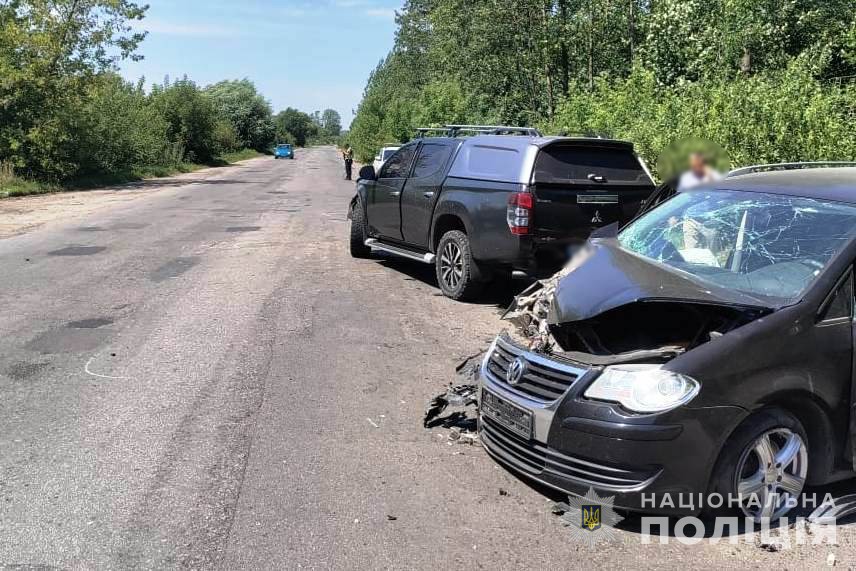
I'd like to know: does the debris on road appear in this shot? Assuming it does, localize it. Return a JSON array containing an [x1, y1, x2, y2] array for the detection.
[[755, 538, 784, 553], [447, 426, 479, 445], [423, 354, 482, 444]]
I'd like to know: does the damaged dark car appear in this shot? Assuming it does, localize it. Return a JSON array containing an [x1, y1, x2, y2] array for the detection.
[[479, 166, 856, 521]]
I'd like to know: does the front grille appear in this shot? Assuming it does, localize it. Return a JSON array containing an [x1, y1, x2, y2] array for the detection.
[[480, 415, 659, 491], [480, 415, 546, 474], [485, 336, 584, 402]]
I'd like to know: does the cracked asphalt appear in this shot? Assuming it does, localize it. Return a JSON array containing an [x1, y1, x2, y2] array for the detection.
[[0, 147, 851, 569]]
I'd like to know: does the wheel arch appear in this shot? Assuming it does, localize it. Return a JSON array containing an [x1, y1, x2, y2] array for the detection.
[[430, 202, 472, 253], [713, 394, 837, 487], [348, 187, 367, 220], [753, 393, 838, 485]]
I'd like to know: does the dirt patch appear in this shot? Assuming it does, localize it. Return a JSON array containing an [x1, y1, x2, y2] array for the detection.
[[67, 317, 114, 329], [48, 246, 107, 256], [150, 257, 200, 283]]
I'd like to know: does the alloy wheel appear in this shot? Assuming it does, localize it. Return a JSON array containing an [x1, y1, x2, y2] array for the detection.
[[735, 428, 808, 521], [439, 241, 463, 290]]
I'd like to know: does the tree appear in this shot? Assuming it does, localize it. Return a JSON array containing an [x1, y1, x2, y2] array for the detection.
[[204, 79, 276, 151], [0, 0, 148, 178], [274, 108, 317, 146], [320, 109, 342, 138], [150, 78, 222, 163]]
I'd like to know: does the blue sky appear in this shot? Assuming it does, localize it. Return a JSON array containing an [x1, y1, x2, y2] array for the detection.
[[120, 0, 401, 127]]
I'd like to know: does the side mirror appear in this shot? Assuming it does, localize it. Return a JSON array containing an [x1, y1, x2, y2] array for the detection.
[[358, 165, 376, 181]]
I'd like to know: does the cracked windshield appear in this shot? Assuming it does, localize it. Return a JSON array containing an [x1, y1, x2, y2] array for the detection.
[[1, 0, 855, 569], [620, 191, 856, 303]]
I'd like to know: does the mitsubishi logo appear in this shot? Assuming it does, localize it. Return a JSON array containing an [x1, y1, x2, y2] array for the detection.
[[506, 357, 528, 386], [591, 210, 603, 224]]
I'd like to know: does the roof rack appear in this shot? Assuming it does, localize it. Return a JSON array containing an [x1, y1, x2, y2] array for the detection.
[[727, 162, 856, 178], [414, 124, 542, 138], [414, 128, 451, 138]]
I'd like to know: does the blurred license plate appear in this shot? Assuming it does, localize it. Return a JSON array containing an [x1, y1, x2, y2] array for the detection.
[[481, 390, 532, 439]]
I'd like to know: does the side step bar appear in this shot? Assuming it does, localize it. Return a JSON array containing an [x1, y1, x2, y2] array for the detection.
[[365, 238, 435, 264]]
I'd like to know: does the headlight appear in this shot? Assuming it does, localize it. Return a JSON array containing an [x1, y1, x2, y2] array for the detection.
[[584, 365, 700, 413]]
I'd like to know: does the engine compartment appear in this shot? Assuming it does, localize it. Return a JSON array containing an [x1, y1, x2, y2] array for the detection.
[[546, 300, 768, 365]]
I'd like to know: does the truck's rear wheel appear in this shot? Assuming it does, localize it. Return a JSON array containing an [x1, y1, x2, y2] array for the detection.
[[435, 230, 485, 301], [349, 203, 372, 258]]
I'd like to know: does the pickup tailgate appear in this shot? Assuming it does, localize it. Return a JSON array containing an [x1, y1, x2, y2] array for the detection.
[[530, 142, 655, 240]]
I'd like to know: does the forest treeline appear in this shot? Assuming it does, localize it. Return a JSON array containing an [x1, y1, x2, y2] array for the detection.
[[0, 1, 342, 194], [348, 0, 856, 170]]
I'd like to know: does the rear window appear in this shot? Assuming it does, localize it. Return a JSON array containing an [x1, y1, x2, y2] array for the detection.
[[533, 145, 651, 185]]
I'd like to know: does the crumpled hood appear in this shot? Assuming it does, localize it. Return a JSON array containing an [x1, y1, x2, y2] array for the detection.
[[547, 239, 770, 324]]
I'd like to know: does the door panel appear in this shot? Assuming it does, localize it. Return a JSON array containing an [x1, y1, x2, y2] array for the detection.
[[366, 143, 418, 240], [401, 142, 455, 248]]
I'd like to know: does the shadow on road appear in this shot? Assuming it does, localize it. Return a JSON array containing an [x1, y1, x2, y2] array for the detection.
[[376, 256, 532, 310], [490, 456, 856, 538]]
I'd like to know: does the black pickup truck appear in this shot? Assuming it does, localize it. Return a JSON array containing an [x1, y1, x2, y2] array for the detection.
[[348, 126, 656, 300]]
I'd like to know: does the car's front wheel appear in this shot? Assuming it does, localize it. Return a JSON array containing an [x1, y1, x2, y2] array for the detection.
[[710, 408, 809, 522], [349, 202, 372, 258], [435, 230, 485, 301]]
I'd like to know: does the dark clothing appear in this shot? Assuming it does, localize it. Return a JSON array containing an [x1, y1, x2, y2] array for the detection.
[[343, 148, 354, 180]]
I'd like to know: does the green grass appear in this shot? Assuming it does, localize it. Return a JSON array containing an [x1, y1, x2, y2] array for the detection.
[[220, 148, 265, 163], [0, 149, 267, 199]]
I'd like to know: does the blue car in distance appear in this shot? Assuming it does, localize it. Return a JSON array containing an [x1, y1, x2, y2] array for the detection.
[[274, 144, 294, 159]]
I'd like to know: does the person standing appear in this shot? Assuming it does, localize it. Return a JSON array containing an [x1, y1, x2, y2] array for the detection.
[[342, 144, 354, 181], [678, 152, 721, 191]]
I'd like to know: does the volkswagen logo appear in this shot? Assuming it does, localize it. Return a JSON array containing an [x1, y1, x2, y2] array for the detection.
[[506, 357, 528, 386]]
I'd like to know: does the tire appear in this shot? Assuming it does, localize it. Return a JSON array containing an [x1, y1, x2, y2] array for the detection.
[[435, 230, 486, 301], [709, 408, 809, 522], [349, 202, 372, 258]]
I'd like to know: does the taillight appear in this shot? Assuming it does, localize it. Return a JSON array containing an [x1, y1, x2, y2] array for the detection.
[[507, 191, 533, 235]]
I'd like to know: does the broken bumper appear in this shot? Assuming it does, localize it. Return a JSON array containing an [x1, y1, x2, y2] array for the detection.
[[477, 335, 745, 515]]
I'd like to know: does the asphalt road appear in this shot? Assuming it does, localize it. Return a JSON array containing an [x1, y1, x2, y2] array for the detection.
[[0, 147, 849, 569]]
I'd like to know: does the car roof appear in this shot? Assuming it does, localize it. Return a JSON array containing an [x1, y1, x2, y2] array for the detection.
[[711, 168, 856, 204]]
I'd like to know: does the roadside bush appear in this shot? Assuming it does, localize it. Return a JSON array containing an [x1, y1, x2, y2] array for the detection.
[[149, 78, 222, 164], [546, 63, 856, 174], [205, 80, 276, 152], [70, 74, 170, 176]]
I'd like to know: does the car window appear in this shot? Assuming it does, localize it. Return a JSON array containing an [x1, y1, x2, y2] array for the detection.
[[820, 269, 854, 321], [619, 190, 856, 304], [380, 145, 416, 179], [382, 149, 398, 161], [412, 143, 452, 178], [533, 145, 652, 185]]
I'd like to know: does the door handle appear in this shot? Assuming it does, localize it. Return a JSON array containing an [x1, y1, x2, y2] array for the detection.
[[389, 191, 401, 197], [423, 191, 435, 198]]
